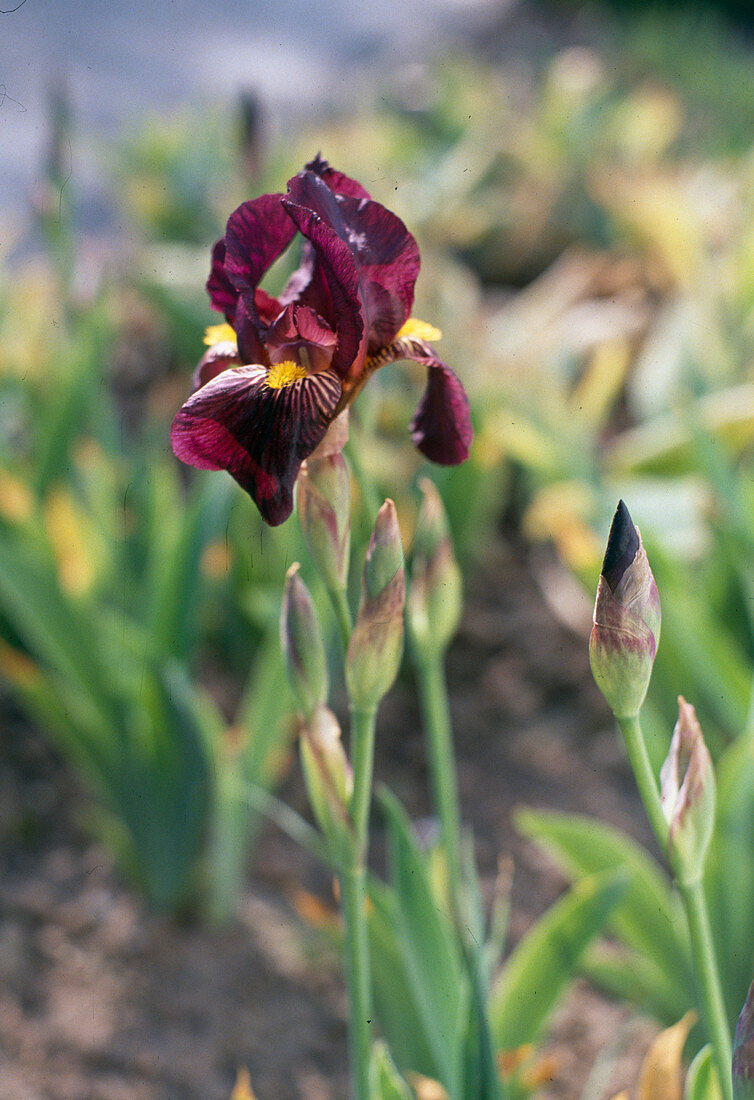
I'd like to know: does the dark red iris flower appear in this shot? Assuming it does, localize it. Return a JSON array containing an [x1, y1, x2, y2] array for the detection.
[[171, 156, 473, 525]]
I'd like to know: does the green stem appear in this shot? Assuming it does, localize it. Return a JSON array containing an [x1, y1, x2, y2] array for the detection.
[[330, 583, 353, 654], [415, 653, 464, 912], [618, 715, 733, 1100], [340, 862, 372, 1100], [350, 706, 378, 848], [617, 714, 669, 849], [339, 704, 377, 1099], [679, 880, 734, 1100]]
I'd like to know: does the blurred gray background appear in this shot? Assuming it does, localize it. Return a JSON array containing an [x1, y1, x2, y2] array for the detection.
[[0, 0, 491, 223]]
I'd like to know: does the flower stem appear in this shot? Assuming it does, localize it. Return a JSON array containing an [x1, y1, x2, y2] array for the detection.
[[340, 704, 377, 1099], [415, 653, 464, 912], [617, 714, 669, 850], [350, 706, 378, 846], [340, 861, 372, 1100], [679, 879, 733, 1100], [330, 583, 353, 654], [619, 715, 733, 1100]]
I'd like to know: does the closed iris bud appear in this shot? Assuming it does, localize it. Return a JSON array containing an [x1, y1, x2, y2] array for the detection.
[[660, 696, 716, 886], [734, 981, 754, 1099], [280, 564, 328, 718], [299, 704, 354, 852], [297, 450, 351, 596], [589, 500, 660, 719], [406, 478, 462, 662], [346, 500, 405, 711]]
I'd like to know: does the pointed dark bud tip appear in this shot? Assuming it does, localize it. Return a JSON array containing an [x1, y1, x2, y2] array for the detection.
[[602, 500, 640, 593]]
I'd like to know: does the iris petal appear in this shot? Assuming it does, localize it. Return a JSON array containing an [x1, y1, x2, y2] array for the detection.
[[305, 154, 372, 200], [207, 240, 237, 319], [409, 358, 473, 465], [285, 170, 420, 353], [171, 365, 342, 526], [281, 195, 365, 379], [223, 192, 296, 294], [192, 342, 241, 391]]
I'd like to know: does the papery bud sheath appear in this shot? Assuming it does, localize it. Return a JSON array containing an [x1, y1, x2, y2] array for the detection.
[[407, 478, 462, 661], [589, 500, 660, 718], [297, 450, 351, 596], [299, 704, 354, 852], [346, 500, 405, 711], [660, 696, 716, 886], [281, 564, 328, 718]]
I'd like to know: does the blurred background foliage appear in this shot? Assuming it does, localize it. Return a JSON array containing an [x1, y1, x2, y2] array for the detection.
[[3, 0, 754, 927]]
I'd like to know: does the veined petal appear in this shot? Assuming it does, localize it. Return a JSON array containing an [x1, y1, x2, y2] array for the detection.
[[223, 192, 296, 295], [192, 341, 242, 391], [207, 239, 237, 319], [286, 170, 420, 353], [367, 333, 473, 464], [409, 356, 473, 465], [305, 154, 372, 200], [281, 195, 365, 379], [171, 365, 341, 526]]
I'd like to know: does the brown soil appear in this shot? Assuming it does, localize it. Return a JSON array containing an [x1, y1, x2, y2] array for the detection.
[[0, 536, 661, 1100]]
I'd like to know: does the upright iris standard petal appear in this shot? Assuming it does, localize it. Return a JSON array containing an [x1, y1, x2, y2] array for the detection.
[[223, 192, 297, 296], [207, 240, 237, 319], [171, 365, 341, 526], [281, 194, 365, 379], [285, 169, 420, 355], [305, 153, 372, 200]]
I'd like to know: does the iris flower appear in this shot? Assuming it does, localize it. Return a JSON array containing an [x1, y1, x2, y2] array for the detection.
[[171, 156, 473, 525]]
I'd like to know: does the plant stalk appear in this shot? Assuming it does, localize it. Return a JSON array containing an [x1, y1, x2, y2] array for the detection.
[[340, 861, 372, 1100], [619, 715, 732, 1100], [617, 714, 669, 850], [680, 879, 734, 1100], [341, 704, 378, 1099], [415, 652, 464, 912], [330, 584, 353, 654], [350, 706, 378, 847]]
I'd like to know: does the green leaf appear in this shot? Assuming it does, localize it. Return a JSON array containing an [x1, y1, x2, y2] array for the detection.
[[379, 789, 468, 1094], [368, 878, 438, 1078], [581, 944, 693, 1025], [516, 809, 695, 1010], [369, 1041, 414, 1100], [489, 872, 625, 1050], [704, 737, 754, 1025], [684, 1044, 723, 1100]]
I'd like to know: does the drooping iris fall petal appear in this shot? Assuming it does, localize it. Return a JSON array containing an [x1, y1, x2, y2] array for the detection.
[[409, 358, 473, 465], [171, 365, 341, 525]]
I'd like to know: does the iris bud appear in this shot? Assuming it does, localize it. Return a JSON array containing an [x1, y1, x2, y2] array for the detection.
[[660, 696, 716, 886], [734, 981, 754, 1099], [589, 500, 660, 719], [406, 479, 462, 662], [280, 564, 328, 718], [346, 500, 405, 711], [299, 703, 354, 851], [297, 450, 351, 596]]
